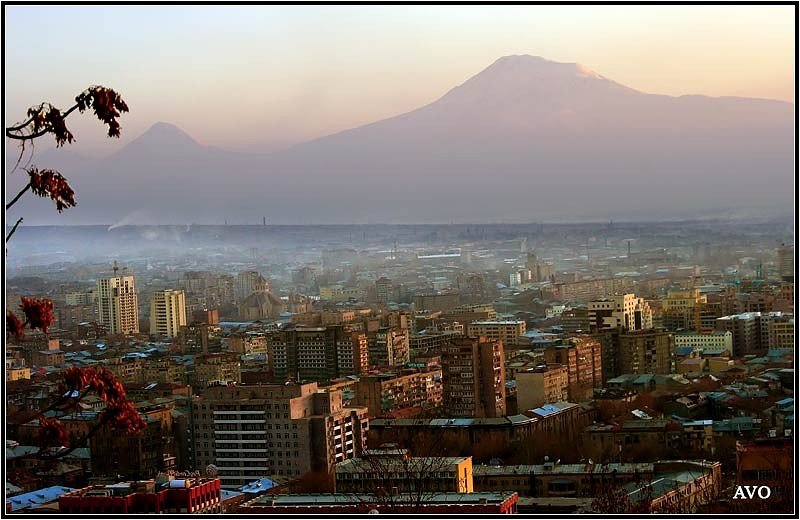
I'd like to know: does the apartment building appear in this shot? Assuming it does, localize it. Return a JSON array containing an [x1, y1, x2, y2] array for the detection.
[[353, 367, 443, 417], [466, 321, 526, 349], [588, 294, 653, 332], [191, 382, 369, 488], [269, 325, 369, 382], [515, 364, 569, 411], [97, 275, 139, 335], [150, 289, 187, 338], [542, 336, 603, 402], [441, 336, 506, 418]]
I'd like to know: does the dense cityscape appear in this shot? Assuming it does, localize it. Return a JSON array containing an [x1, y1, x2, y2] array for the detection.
[[4, 4, 795, 517], [4, 218, 794, 513]]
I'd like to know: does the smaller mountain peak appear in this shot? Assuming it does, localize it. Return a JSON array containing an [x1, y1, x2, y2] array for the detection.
[[145, 121, 195, 138], [134, 121, 200, 146]]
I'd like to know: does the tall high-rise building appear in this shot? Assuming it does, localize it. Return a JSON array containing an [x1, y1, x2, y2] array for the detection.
[[234, 271, 269, 304], [97, 275, 139, 335], [588, 294, 653, 332], [191, 382, 368, 488], [375, 277, 393, 304], [441, 336, 506, 418], [776, 243, 794, 282], [150, 289, 187, 338]]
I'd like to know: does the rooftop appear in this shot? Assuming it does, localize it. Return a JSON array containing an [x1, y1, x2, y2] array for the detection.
[[245, 492, 516, 507], [6, 486, 75, 512]]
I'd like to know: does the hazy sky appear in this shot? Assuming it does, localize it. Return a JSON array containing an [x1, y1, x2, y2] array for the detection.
[[4, 4, 795, 156]]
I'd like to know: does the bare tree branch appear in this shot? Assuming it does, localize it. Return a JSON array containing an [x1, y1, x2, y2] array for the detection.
[[6, 182, 32, 210], [6, 218, 23, 242]]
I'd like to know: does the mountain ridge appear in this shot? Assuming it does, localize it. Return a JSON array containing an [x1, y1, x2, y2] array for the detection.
[[8, 54, 793, 225]]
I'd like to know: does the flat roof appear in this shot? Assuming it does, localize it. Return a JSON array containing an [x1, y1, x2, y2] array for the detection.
[[247, 492, 516, 507]]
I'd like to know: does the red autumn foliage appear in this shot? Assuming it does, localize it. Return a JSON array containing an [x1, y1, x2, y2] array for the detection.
[[25, 103, 74, 146], [5, 85, 129, 242], [27, 167, 76, 212], [61, 366, 146, 434], [19, 297, 56, 333], [10, 85, 129, 146], [37, 416, 70, 448], [74, 86, 130, 139], [6, 311, 25, 341], [30, 367, 146, 458]]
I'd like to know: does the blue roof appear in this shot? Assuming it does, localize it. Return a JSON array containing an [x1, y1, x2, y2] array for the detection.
[[675, 347, 694, 356], [238, 478, 279, 494], [713, 417, 755, 432], [220, 489, 243, 501], [776, 397, 794, 406], [6, 486, 75, 511], [767, 348, 793, 358], [531, 404, 561, 417]]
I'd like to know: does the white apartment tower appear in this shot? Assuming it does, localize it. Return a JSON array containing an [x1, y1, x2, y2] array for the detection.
[[97, 275, 139, 335], [150, 289, 187, 338]]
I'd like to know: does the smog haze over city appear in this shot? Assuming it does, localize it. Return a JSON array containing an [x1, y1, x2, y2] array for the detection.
[[3, 4, 796, 517]]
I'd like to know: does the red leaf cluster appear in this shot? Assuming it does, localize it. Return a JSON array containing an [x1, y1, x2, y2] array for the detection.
[[26, 103, 75, 146], [27, 167, 76, 212], [75, 86, 129, 138], [19, 297, 55, 333], [62, 367, 146, 434], [37, 416, 69, 447], [6, 311, 25, 341]]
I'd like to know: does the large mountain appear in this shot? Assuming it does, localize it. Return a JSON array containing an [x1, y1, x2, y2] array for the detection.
[[9, 55, 794, 224]]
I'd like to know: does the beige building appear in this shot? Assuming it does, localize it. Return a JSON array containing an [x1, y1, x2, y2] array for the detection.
[[674, 331, 732, 351], [658, 289, 707, 331], [194, 353, 242, 387], [335, 449, 473, 494], [588, 294, 652, 332], [65, 290, 96, 306], [515, 364, 569, 411], [467, 321, 526, 348], [141, 358, 187, 385], [6, 358, 30, 381], [227, 332, 269, 355], [150, 289, 187, 338], [768, 315, 794, 349], [97, 275, 139, 335], [542, 337, 603, 402], [319, 285, 365, 303], [707, 357, 734, 374], [192, 382, 369, 488]]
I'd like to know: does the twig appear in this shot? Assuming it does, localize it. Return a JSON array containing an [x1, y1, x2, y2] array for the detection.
[[6, 218, 23, 242], [6, 182, 32, 210]]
